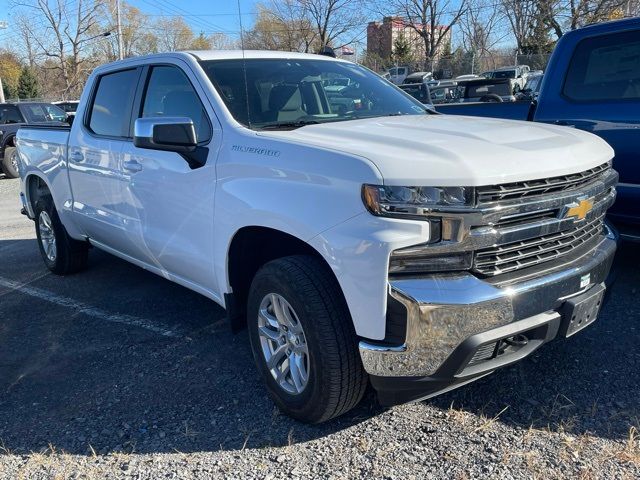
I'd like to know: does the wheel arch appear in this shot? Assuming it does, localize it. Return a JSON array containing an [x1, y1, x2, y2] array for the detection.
[[24, 173, 54, 217], [2, 133, 16, 152], [225, 225, 348, 332]]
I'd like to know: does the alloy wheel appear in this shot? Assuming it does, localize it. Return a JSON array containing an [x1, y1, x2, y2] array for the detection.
[[257, 293, 310, 395], [38, 211, 57, 262]]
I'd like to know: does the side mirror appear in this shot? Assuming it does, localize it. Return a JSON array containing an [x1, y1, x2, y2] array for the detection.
[[134, 117, 197, 153], [66, 114, 74, 126]]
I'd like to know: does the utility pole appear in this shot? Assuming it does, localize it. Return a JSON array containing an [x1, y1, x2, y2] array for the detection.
[[0, 20, 7, 102], [116, 0, 124, 60]]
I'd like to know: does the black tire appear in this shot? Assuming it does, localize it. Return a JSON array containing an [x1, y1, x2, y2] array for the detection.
[[34, 195, 89, 275], [247, 255, 368, 423], [2, 146, 19, 179], [479, 94, 503, 103]]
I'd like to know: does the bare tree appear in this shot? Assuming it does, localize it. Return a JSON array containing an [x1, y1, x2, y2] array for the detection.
[[537, 0, 626, 39], [271, 0, 318, 52], [459, 0, 506, 55], [500, 0, 538, 53], [245, 2, 318, 52], [626, 0, 640, 15], [14, 14, 38, 68], [92, 0, 158, 60], [387, 0, 467, 70], [11, 0, 106, 98], [299, 0, 366, 50], [154, 17, 196, 52]]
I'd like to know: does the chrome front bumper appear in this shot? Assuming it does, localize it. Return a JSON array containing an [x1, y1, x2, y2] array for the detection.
[[359, 229, 617, 378]]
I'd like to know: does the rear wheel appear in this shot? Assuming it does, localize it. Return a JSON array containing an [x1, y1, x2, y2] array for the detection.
[[247, 255, 368, 423], [2, 146, 19, 178], [34, 195, 88, 274]]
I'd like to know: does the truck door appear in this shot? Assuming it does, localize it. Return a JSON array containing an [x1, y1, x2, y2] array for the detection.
[[118, 63, 218, 294], [535, 28, 640, 228], [67, 67, 142, 252]]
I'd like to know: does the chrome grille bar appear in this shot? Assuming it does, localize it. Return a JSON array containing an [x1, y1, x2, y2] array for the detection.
[[477, 162, 610, 204], [473, 213, 605, 276]]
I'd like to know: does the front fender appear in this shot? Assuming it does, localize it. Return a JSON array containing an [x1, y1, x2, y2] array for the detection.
[[212, 133, 384, 313]]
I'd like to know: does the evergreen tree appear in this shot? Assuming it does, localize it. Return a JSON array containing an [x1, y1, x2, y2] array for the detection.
[[392, 34, 413, 66], [17, 67, 40, 100]]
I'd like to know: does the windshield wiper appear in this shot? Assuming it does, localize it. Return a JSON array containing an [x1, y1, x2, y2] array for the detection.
[[259, 120, 320, 130]]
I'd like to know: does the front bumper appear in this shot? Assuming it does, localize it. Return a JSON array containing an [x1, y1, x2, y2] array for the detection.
[[360, 227, 617, 405]]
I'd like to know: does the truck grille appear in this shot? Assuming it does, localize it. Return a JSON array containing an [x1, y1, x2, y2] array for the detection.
[[473, 213, 605, 276], [476, 162, 610, 204]]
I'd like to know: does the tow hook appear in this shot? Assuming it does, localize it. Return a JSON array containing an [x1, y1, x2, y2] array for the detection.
[[504, 334, 529, 347], [496, 334, 529, 356]]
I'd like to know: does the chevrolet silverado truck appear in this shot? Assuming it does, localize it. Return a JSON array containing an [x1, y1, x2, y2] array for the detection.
[[16, 51, 618, 423], [438, 17, 639, 239]]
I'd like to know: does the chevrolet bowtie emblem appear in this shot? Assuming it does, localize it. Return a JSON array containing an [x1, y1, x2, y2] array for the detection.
[[564, 197, 594, 221]]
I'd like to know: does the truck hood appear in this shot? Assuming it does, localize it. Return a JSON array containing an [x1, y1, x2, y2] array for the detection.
[[258, 115, 614, 186]]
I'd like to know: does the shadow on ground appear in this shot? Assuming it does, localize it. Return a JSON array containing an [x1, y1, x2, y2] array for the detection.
[[0, 239, 377, 456], [0, 239, 637, 456]]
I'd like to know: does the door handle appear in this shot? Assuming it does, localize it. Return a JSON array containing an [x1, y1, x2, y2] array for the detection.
[[69, 150, 84, 162], [123, 160, 142, 172]]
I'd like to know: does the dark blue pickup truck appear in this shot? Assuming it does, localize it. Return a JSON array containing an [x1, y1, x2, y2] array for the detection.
[[438, 18, 640, 239]]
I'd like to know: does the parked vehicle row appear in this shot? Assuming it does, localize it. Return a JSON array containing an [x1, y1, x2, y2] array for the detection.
[[16, 48, 618, 423]]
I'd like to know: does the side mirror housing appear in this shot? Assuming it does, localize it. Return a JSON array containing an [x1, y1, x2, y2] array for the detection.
[[134, 117, 197, 153]]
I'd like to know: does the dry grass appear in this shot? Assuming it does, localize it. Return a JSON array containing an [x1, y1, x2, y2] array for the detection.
[[614, 426, 640, 465], [473, 405, 509, 433]]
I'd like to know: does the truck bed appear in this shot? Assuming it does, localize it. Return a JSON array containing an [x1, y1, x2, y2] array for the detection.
[[17, 125, 72, 221], [436, 101, 534, 121]]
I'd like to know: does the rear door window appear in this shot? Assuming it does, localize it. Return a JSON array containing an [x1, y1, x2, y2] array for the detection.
[[88, 68, 139, 137], [563, 29, 640, 101]]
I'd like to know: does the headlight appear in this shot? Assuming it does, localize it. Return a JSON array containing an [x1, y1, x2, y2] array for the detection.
[[362, 185, 474, 217]]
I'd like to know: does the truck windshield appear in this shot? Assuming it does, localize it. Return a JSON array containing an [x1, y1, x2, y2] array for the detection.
[[199, 58, 428, 129], [493, 70, 516, 79]]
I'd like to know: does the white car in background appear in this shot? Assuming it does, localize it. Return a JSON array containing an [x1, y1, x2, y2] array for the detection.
[[53, 100, 80, 117]]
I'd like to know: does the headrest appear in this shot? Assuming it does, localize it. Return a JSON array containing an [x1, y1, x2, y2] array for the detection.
[[269, 85, 301, 111]]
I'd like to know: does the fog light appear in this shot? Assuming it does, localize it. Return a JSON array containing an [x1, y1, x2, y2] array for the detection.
[[389, 250, 472, 274]]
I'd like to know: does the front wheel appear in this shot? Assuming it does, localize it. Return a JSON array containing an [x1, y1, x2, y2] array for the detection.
[[247, 255, 368, 423]]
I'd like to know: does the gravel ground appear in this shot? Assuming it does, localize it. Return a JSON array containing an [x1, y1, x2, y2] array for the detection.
[[0, 175, 638, 479]]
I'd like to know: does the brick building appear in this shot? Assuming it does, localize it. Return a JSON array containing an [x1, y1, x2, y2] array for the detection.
[[367, 16, 451, 65]]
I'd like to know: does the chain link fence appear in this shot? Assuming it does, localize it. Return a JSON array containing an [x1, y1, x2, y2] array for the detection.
[[432, 53, 552, 79], [365, 53, 552, 80]]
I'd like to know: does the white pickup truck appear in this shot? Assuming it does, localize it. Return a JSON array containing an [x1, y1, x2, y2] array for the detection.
[[16, 51, 618, 423]]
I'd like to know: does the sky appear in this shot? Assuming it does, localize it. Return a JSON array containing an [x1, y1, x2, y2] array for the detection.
[[0, 0, 469, 53], [0, 0, 261, 50]]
